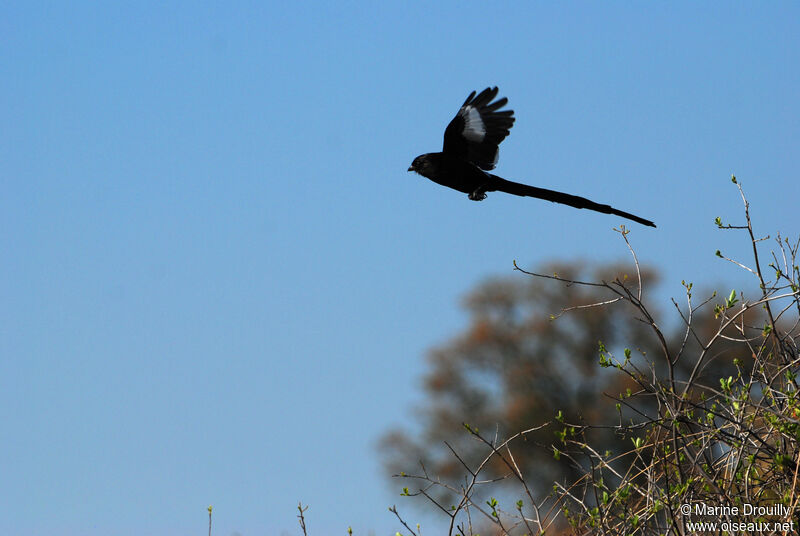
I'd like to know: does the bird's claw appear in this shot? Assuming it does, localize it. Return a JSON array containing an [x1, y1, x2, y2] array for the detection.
[[469, 189, 487, 201]]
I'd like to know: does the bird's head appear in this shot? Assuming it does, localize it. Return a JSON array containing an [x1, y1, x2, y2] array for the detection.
[[407, 154, 435, 178]]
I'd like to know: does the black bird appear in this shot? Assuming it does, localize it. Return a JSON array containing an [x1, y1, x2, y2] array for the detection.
[[408, 87, 656, 228]]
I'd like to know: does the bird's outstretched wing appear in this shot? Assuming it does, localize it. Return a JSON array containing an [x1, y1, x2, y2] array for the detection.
[[442, 87, 515, 170]]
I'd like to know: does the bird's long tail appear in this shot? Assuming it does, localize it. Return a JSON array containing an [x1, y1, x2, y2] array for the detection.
[[488, 176, 656, 228]]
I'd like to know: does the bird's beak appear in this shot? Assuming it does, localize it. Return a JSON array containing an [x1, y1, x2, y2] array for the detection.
[[407, 166, 414, 172]]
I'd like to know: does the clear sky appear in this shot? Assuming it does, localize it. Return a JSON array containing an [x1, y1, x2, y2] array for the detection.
[[2, 2, 798, 535]]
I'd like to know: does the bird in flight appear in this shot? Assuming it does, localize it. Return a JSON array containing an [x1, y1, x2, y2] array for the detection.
[[407, 87, 656, 227]]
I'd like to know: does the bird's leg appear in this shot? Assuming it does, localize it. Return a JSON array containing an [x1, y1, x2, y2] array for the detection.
[[469, 185, 488, 201]]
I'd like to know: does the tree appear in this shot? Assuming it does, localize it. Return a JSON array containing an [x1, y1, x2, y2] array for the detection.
[[383, 179, 798, 535], [381, 262, 666, 495]]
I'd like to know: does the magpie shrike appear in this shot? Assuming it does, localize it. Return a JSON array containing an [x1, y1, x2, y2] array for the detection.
[[408, 87, 656, 227]]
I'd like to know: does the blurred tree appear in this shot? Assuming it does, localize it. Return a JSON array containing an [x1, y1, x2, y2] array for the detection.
[[378, 182, 795, 536], [379, 261, 739, 506]]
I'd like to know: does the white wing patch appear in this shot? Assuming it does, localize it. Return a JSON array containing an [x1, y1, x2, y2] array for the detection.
[[461, 106, 486, 142]]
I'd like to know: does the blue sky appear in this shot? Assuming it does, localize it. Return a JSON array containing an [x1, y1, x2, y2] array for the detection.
[[1, 2, 798, 535]]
